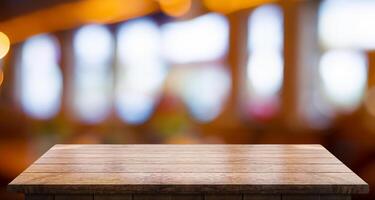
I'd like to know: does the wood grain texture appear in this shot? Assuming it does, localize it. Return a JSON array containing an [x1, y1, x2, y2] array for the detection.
[[320, 195, 351, 200], [8, 144, 369, 195], [204, 194, 242, 200], [282, 195, 350, 200], [170, 195, 202, 200], [133, 195, 202, 200], [133, 195, 171, 200], [244, 195, 281, 200], [34, 157, 342, 164], [25, 195, 53, 200], [25, 164, 352, 173], [94, 195, 132, 200], [55, 195, 93, 200], [282, 195, 319, 200]]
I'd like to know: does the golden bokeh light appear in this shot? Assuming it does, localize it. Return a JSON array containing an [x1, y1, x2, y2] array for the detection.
[[0, 0, 280, 44], [0, 69, 4, 87], [204, 0, 276, 14], [0, 0, 158, 44], [0, 32, 10, 59], [159, 0, 191, 17]]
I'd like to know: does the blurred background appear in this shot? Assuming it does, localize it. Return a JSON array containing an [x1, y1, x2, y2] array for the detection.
[[0, 0, 375, 199]]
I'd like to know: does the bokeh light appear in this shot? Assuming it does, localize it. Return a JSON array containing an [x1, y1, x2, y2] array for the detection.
[[247, 4, 283, 102], [319, 0, 375, 49], [0, 32, 10, 59], [74, 24, 113, 64], [319, 50, 367, 111], [248, 4, 283, 51], [20, 34, 62, 119], [161, 13, 229, 63], [159, 0, 191, 17], [247, 51, 283, 98], [181, 66, 230, 122], [116, 18, 167, 124], [73, 24, 114, 123]]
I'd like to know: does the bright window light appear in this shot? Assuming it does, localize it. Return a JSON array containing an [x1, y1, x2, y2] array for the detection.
[[181, 66, 230, 122], [247, 51, 283, 98], [74, 24, 113, 64], [248, 4, 283, 51], [247, 4, 284, 100], [116, 19, 167, 124], [319, 0, 375, 49], [118, 19, 161, 64], [20, 34, 62, 119], [161, 13, 229, 63], [319, 50, 367, 110], [73, 25, 113, 123]]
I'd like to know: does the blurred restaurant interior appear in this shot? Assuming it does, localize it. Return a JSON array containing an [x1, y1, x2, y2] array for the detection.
[[0, 0, 375, 199]]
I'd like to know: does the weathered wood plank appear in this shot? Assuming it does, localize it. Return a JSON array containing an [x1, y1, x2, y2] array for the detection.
[[244, 195, 281, 200], [48, 150, 330, 156], [55, 195, 93, 200], [8, 173, 368, 195], [51, 144, 325, 150], [205, 194, 242, 200], [11, 172, 366, 186], [25, 194, 53, 200], [42, 153, 334, 158], [8, 145, 369, 196], [25, 163, 351, 173], [35, 157, 342, 164]]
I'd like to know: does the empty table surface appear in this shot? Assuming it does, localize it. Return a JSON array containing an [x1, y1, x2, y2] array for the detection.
[[8, 144, 369, 199]]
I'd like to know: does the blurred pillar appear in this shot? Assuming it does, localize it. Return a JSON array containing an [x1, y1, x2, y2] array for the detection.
[[56, 31, 74, 121], [367, 51, 375, 88], [363, 51, 375, 132], [281, 0, 320, 130], [223, 10, 248, 125], [280, 0, 299, 129], [0, 45, 17, 107]]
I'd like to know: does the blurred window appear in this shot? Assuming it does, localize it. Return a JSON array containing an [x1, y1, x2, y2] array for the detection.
[[318, 0, 370, 115], [180, 66, 230, 122], [73, 25, 114, 123], [20, 34, 62, 119], [246, 4, 283, 119], [319, 50, 367, 112], [319, 0, 375, 49], [161, 13, 230, 122], [162, 13, 229, 63], [116, 18, 167, 124]]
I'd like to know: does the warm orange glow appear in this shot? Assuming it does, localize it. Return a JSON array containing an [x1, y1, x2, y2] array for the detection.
[[0, 70, 3, 87], [204, 0, 277, 14], [159, 0, 191, 17], [0, 0, 159, 44], [0, 32, 10, 59], [0, 0, 280, 43], [365, 87, 375, 116], [77, 0, 158, 24]]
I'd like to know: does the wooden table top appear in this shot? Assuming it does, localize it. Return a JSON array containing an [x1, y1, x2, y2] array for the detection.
[[8, 144, 368, 195]]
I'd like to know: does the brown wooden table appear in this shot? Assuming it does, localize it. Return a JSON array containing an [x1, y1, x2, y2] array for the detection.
[[8, 144, 368, 200]]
